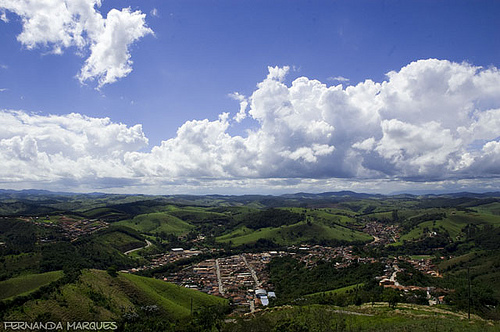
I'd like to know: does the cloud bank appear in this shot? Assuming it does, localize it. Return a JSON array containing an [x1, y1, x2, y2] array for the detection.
[[0, 0, 153, 88], [1, 59, 499, 193]]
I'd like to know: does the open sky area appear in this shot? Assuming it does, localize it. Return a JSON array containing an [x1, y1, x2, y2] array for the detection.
[[0, 0, 499, 195]]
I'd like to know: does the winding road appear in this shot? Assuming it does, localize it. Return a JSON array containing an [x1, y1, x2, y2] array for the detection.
[[124, 239, 152, 255]]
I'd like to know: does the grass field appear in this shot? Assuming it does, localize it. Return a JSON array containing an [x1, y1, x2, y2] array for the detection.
[[305, 283, 365, 297], [115, 212, 194, 236], [0, 270, 64, 300]]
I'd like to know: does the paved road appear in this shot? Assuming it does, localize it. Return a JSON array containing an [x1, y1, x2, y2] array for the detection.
[[124, 239, 152, 255], [390, 270, 400, 286], [215, 258, 225, 295], [240, 254, 261, 287]]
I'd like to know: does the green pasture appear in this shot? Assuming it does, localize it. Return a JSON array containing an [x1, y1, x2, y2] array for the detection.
[[0, 270, 64, 300], [115, 212, 194, 236], [305, 283, 365, 297]]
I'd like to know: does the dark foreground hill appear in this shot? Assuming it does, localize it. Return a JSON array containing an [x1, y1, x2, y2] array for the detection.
[[0, 269, 228, 331]]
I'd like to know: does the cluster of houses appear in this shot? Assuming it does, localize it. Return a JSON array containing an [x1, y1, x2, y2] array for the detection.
[[122, 248, 203, 273], [363, 221, 401, 245], [291, 245, 356, 268], [167, 258, 222, 295], [163, 251, 279, 312], [377, 257, 446, 305], [24, 215, 109, 242], [57, 217, 109, 240]]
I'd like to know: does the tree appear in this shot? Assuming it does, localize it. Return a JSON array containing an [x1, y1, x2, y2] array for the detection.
[[107, 265, 118, 277], [383, 288, 400, 309]]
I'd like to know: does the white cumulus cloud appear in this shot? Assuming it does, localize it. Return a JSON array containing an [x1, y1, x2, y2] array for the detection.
[[1, 59, 499, 193], [132, 59, 500, 182], [0, 0, 153, 88], [0, 110, 148, 184]]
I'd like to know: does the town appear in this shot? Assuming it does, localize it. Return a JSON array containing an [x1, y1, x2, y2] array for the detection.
[[17, 214, 446, 312], [123, 242, 443, 312]]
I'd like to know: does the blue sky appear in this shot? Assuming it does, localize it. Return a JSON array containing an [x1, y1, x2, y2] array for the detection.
[[0, 0, 499, 194]]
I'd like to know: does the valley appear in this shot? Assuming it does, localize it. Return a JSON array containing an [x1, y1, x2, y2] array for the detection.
[[1, 190, 500, 331]]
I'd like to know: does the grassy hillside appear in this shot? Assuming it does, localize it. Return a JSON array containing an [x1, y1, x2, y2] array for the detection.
[[217, 221, 371, 246], [94, 227, 145, 253], [81, 207, 130, 221], [222, 303, 500, 332], [115, 212, 194, 236], [305, 283, 365, 297], [439, 249, 500, 302], [474, 202, 500, 215], [121, 273, 226, 317], [396, 210, 500, 244], [0, 270, 64, 300], [3, 269, 226, 323], [167, 206, 232, 224]]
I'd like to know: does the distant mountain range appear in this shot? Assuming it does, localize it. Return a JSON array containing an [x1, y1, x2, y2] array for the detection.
[[1, 188, 499, 200]]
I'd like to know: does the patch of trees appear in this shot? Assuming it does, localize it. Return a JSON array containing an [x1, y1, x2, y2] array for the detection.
[[39, 238, 136, 272], [105, 199, 168, 217], [361, 205, 377, 214], [167, 210, 232, 225], [244, 209, 304, 230], [235, 238, 280, 251], [386, 233, 451, 255], [268, 256, 384, 302], [0, 219, 38, 253], [396, 261, 436, 288], [36, 227, 142, 273], [0, 201, 60, 216], [472, 225, 500, 250]]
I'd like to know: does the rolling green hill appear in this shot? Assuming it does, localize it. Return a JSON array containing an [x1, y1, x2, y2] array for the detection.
[[3, 269, 227, 323], [217, 220, 372, 246], [396, 210, 500, 244], [0, 270, 64, 300], [93, 227, 146, 253], [121, 273, 226, 317], [80, 207, 130, 221], [115, 212, 194, 236]]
